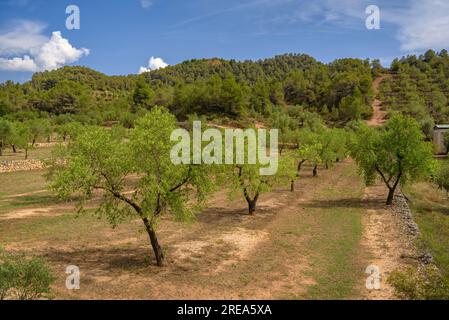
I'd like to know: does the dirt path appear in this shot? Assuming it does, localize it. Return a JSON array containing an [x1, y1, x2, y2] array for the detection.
[[359, 74, 416, 299], [360, 184, 415, 299], [365, 76, 387, 127]]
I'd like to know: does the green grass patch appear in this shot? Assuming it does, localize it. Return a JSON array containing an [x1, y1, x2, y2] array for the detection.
[[0, 170, 49, 197], [405, 182, 449, 279]]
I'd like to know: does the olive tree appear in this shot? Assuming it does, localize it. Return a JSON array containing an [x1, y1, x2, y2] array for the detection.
[[48, 107, 212, 266], [350, 115, 435, 205]]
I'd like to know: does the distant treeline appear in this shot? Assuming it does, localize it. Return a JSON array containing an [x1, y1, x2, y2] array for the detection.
[[2, 50, 449, 131], [0, 53, 375, 127]]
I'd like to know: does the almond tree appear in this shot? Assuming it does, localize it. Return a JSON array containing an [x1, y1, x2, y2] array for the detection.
[[350, 115, 434, 205], [48, 107, 212, 266], [290, 128, 321, 191], [224, 130, 295, 214], [0, 119, 12, 156]]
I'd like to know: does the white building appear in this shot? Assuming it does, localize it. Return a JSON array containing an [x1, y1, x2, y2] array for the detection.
[[433, 124, 449, 154]]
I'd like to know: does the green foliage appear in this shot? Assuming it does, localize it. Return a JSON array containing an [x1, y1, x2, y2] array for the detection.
[[0, 54, 374, 124], [0, 118, 12, 155], [25, 118, 52, 145], [350, 115, 435, 204], [434, 163, 449, 193], [48, 107, 213, 265], [10, 122, 33, 158], [173, 75, 245, 118], [293, 128, 322, 166], [227, 153, 295, 214], [0, 248, 54, 300], [380, 50, 449, 124], [132, 80, 154, 110], [388, 266, 449, 300]]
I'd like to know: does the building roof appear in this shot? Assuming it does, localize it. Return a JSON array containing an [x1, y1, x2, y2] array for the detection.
[[434, 124, 449, 130]]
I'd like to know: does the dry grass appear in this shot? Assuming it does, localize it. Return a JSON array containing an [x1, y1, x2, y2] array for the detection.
[[0, 161, 371, 299]]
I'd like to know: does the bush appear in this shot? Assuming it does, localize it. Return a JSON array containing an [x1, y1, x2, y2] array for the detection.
[[0, 248, 55, 300], [388, 266, 449, 300], [434, 164, 449, 195]]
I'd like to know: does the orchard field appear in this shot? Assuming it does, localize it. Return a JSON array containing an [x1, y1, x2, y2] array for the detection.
[[2, 52, 449, 300]]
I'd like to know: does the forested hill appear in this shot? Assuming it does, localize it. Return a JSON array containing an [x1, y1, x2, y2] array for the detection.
[[379, 49, 449, 137], [0, 53, 374, 127], [1, 50, 448, 130]]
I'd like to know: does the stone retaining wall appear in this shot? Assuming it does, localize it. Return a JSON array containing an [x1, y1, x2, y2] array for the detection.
[[0, 160, 45, 173], [392, 191, 434, 266]]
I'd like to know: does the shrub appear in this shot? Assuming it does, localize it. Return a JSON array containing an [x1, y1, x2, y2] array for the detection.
[[388, 266, 449, 300], [434, 164, 449, 196], [0, 248, 55, 300]]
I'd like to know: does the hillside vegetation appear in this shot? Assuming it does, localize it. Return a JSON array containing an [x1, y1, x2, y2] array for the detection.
[[380, 49, 449, 137], [0, 54, 374, 127]]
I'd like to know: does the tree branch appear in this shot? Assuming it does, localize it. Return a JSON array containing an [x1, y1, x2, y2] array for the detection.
[[170, 166, 192, 192]]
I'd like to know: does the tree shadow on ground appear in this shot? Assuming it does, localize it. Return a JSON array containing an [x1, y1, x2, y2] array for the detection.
[[41, 246, 156, 270], [300, 197, 386, 211]]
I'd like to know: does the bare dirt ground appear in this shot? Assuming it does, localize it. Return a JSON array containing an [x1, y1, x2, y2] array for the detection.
[[360, 184, 416, 299], [1, 161, 369, 299], [365, 76, 388, 127]]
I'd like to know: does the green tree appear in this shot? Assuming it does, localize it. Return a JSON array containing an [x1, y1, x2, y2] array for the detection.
[[48, 107, 212, 266], [290, 128, 321, 191], [229, 156, 294, 214], [132, 80, 154, 110], [225, 130, 294, 214], [26, 118, 51, 146], [434, 164, 449, 197], [0, 118, 12, 156], [350, 115, 435, 205], [10, 122, 33, 159], [270, 111, 294, 155]]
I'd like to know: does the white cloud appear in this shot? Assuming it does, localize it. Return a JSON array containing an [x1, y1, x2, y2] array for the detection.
[[391, 0, 449, 51], [289, 0, 449, 52], [139, 56, 168, 73], [140, 0, 153, 9], [0, 21, 89, 72], [0, 55, 37, 72], [0, 20, 47, 55], [32, 31, 90, 71]]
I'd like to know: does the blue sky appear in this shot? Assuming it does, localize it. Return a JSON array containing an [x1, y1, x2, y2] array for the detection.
[[1, 0, 448, 83]]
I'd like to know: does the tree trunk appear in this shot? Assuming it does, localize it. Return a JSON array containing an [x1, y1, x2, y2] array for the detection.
[[248, 199, 257, 215], [386, 187, 395, 205], [32, 138, 36, 147], [25, 148, 28, 160], [292, 160, 306, 192], [12, 144, 16, 153], [313, 165, 318, 177], [142, 218, 165, 266]]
